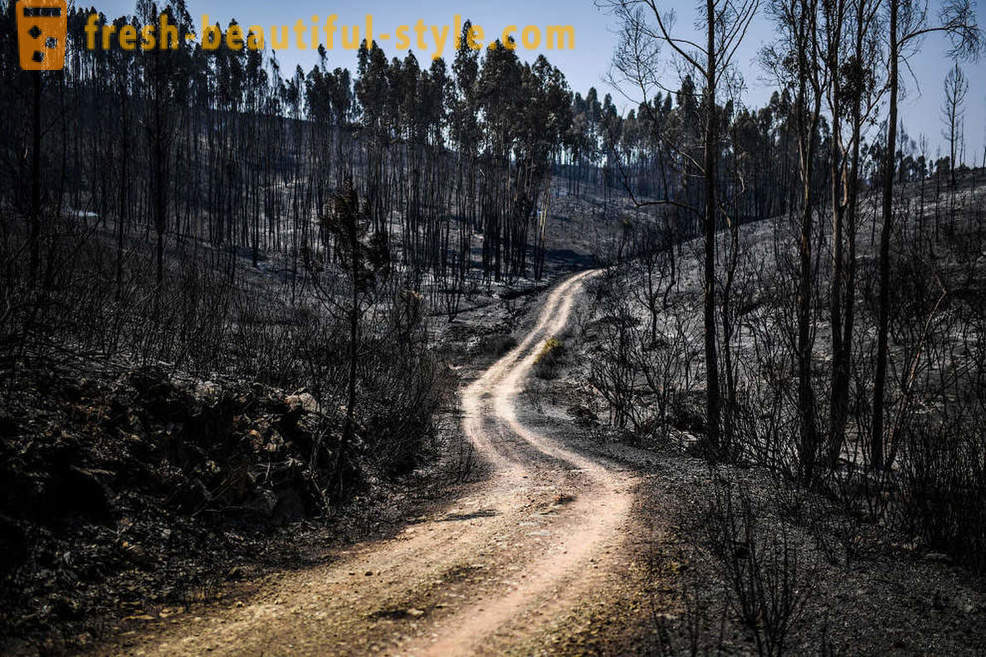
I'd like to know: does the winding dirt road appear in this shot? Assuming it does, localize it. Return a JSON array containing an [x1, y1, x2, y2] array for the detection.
[[98, 270, 638, 657]]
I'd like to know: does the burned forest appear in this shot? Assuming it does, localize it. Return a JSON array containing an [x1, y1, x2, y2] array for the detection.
[[2, 0, 986, 655]]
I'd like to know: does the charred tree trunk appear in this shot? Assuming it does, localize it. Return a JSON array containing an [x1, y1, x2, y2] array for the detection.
[[872, 0, 899, 471], [703, 0, 722, 457]]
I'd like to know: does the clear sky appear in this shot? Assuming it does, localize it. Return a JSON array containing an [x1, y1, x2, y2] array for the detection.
[[91, 0, 986, 165]]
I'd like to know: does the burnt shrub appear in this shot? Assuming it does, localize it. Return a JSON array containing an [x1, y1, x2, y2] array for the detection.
[[359, 298, 456, 477], [704, 476, 816, 657], [897, 413, 986, 572]]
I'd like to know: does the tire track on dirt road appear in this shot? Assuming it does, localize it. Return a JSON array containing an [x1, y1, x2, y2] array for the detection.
[[91, 269, 637, 657]]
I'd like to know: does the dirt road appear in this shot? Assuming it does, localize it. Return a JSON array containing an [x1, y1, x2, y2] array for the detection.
[[97, 270, 638, 656]]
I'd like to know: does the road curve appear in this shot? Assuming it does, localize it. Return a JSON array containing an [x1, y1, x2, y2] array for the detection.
[[92, 269, 636, 657]]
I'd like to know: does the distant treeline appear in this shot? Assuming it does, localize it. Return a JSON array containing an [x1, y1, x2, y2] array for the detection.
[[4, 1, 962, 291]]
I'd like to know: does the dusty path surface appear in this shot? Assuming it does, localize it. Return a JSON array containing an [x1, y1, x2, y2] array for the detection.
[[92, 270, 638, 657]]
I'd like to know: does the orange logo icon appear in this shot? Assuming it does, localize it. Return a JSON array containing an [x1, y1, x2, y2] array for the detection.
[[16, 0, 67, 71]]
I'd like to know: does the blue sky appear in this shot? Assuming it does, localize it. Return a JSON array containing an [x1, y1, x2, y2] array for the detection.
[[91, 0, 986, 164]]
